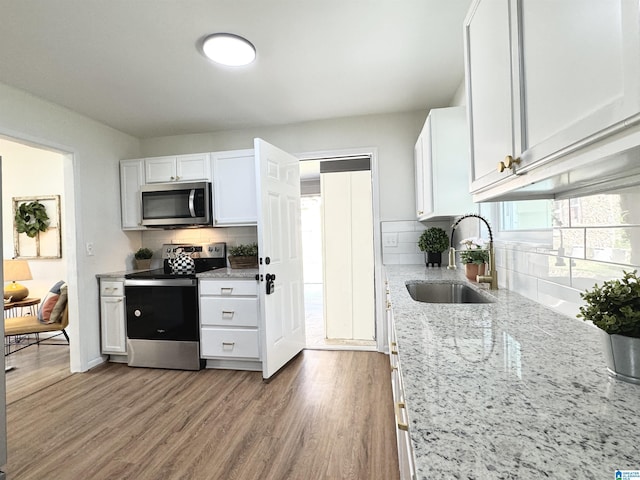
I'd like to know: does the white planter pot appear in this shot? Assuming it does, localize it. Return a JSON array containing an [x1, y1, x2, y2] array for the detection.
[[600, 330, 640, 385]]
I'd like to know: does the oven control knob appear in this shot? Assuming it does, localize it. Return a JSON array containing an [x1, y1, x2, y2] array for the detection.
[[134, 309, 142, 317]]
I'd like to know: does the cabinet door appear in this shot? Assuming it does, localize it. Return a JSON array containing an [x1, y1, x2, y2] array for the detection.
[[145, 156, 177, 183], [421, 115, 434, 217], [465, 0, 518, 193], [415, 107, 475, 220], [518, 0, 640, 167], [176, 153, 210, 182], [120, 159, 145, 230], [211, 149, 258, 225], [100, 295, 127, 354], [414, 133, 425, 218]]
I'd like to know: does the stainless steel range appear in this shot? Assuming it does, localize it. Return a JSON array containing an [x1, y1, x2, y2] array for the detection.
[[124, 242, 226, 370]]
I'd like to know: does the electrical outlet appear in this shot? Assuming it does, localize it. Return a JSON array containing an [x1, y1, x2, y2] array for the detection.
[[86, 242, 94, 256]]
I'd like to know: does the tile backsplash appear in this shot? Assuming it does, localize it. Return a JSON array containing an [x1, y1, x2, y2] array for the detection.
[[139, 226, 258, 268], [383, 185, 640, 321], [494, 185, 640, 318], [381, 220, 453, 265]]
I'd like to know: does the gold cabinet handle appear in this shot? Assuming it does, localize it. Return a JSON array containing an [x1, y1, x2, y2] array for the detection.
[[497, 155, 521, 173], [395, 402, 409, 431], [390, 348, 398, 355], [504, 155, 520, 169]]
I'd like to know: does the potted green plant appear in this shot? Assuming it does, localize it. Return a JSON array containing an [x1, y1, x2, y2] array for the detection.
[[459, 238, 490, 281], [134, 247, 154, 270], [228, 243, 258, 269], [418, 227, 449, 267], [577, 270, 640, 384]]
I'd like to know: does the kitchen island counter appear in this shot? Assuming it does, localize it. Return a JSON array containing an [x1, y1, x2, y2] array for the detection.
[[386, 264, 639, 479]]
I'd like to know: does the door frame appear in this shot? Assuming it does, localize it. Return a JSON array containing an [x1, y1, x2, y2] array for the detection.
[[297, 147, 385, 353], [0, 129, 79, 371]]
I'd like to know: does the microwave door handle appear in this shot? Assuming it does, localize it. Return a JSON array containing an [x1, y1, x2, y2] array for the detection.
[[188, 189, 196, 217]]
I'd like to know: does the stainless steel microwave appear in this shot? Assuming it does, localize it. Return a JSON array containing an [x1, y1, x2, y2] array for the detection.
[[140, 181, 212, 227]]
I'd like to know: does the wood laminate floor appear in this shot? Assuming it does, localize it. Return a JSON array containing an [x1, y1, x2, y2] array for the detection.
[[5, 349, 399, 480]]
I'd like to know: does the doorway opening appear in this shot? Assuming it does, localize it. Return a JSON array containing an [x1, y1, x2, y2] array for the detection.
[[1, 136, 72, 391], [300, 155, 376, 350]]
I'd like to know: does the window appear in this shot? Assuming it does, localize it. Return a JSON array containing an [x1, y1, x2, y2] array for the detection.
[[500, 199, 554, 230]]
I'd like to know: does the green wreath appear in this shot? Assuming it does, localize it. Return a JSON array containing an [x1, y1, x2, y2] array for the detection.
[[15, 201, 50, 238]]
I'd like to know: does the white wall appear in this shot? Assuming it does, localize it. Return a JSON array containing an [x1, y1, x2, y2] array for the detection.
[[1, 139, 67, 300], [0, 81, 141, 372], [140, 111, 427, 221]]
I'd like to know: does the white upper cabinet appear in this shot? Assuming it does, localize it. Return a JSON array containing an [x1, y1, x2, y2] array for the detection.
[[210, 149, 258, 226], [465, 0, 640, 201], [415, 106, 475, 220], [120, 158, 145, 230], [145, 153, 211, 183]]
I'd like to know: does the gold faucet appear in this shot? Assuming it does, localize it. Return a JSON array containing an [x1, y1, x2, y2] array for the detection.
[[447, 214, 498, 290]]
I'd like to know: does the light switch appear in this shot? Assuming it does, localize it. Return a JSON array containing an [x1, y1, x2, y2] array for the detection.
[[383, 233, 398, 247], [86, 242, 94, 256]]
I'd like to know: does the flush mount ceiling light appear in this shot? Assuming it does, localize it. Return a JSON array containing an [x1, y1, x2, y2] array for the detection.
[[202, 33, 256, 67]]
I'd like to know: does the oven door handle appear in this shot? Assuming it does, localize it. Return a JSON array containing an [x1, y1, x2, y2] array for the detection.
[[125, 278, 197, 287], [188, 189, 196, 218]]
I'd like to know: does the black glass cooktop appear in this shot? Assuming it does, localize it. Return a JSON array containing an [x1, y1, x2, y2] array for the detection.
[[125, 260, 225, 280]]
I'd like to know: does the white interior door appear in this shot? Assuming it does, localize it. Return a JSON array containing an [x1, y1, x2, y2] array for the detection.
[[255, 138, 306, 379]]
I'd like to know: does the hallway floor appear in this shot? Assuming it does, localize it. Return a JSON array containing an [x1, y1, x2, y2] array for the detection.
[[304, 283, 376, 350]]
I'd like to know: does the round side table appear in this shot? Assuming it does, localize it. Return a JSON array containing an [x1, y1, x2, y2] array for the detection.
[[4, 297, 41, 318]]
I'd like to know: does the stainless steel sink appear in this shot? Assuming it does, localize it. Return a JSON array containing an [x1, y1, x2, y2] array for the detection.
[[406, 282, 495, 304]]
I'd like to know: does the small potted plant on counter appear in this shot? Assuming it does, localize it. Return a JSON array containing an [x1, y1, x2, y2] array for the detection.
[[418, 227, 449, 267], [577, 270, 640, 384], [134, 247, 154, 270], [228, 243, 259, 269], [460, 238, 490, 281]]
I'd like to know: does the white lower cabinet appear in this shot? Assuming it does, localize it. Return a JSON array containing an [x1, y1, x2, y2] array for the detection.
[[387, 282, 417, 480], [99, 279, 127, 355], [199, 278, 261, 368]]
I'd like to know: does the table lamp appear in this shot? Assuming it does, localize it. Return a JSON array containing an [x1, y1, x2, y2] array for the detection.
[[3, 259, 32, 301]]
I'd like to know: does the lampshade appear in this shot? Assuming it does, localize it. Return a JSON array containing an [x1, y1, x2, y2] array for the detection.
[[3, 259, 32, 301]]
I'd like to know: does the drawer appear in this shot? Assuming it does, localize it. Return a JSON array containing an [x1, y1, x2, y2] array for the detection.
[[200, 297, 258, 327], [200, 327, 260, 359], [199, 279, 258, 296], [101, 280, 124, 296]]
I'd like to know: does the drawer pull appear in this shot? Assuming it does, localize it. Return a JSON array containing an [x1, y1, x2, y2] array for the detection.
[[395, 402, 409, 431], [221, 287, 233, 294], [390, 348, 398, 355], [222, 311, 235, 319], [222, 342, 235, 351]]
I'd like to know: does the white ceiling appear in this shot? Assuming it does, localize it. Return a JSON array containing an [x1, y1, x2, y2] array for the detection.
[[0, 0, 472, 139]]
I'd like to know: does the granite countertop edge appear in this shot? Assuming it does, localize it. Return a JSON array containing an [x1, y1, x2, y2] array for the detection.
[[385, 264, 640, 479]]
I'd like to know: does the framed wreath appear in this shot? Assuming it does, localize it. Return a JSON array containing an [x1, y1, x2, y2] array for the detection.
[[13, 195, 61, 259], [15, 201, 50, 238]]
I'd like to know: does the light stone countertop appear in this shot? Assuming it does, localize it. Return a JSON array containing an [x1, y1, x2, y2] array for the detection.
[[385, 264, 639, 479], [96, 268, 258, 280]]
